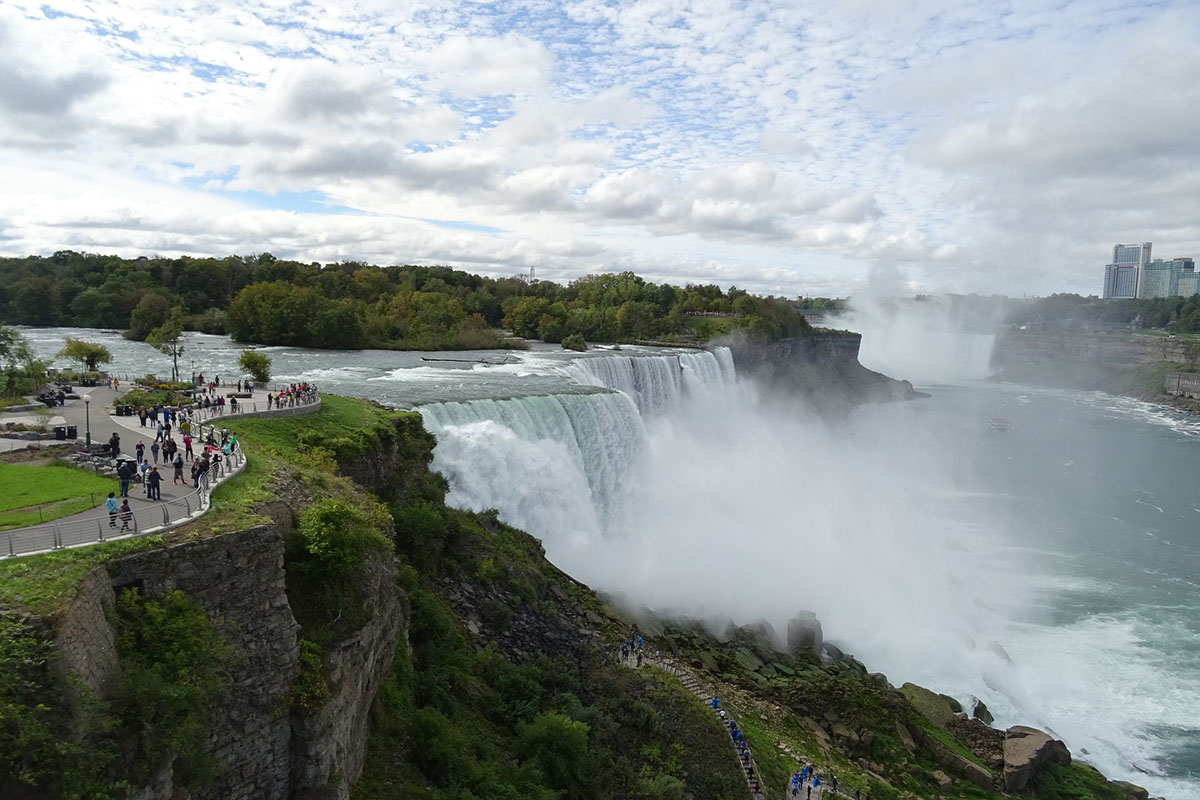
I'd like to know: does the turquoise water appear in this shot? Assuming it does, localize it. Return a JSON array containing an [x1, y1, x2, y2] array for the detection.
[[863, 382, 1200, 797]]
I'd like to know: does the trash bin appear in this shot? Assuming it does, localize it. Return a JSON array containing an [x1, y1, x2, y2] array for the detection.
[[54, 426, 67, 440], [66, 425, 78, 439]]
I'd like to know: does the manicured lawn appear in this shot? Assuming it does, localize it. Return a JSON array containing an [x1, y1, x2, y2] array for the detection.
[[0, 462, 115, 530]]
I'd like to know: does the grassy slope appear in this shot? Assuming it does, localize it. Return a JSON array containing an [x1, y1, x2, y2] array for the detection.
[[0, 462, 115, 529], [654, 624, 1139, 800]]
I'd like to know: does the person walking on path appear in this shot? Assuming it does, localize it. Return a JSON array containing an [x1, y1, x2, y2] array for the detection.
[[105, 493, 118, 528], [173, 452, 185, 484], [183, 432, 193, 461], [118, 499, 133, 532], [138, 459, 150, 494], [150, 441, 160, 465], [135, 441, 145, 464], [146, 466, 162, 500], [117, 459, 133, 497], [108, 432, 121, 458]]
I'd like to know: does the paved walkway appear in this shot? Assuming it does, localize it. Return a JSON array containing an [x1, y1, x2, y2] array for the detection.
[[1, 385, 271, 555]]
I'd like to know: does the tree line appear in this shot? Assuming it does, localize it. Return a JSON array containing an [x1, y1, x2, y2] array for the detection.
[[1008, 293, 1200, 333], [0, 252, 814, 350]]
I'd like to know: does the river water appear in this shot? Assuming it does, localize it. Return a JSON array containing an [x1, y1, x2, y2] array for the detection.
[[15, 326, 1199, 797]]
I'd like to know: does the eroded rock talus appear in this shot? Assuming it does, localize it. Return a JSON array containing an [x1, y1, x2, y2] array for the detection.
[[1003, 725, 1071, 792]]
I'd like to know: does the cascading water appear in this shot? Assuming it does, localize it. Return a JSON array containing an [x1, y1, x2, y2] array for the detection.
[[417, 346, 736, 571], [560, 347, 737, 415], [419, 390, 647, 558]]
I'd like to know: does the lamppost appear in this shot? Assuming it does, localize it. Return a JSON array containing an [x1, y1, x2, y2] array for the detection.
[[83, 394, 91, 448]]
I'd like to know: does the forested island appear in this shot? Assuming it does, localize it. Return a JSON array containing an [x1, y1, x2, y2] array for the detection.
[[0, 252, 817, 350]]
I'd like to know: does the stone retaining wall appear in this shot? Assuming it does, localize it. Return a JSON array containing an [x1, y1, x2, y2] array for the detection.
[[190, 396, 321, 425], [1164, 372, 1200, 398]]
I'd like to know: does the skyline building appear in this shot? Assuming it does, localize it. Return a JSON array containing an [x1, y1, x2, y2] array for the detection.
[[1103, 242, 1152, 299], [1139, 257, 1198, 299], [1102, 242, 1198, 300]]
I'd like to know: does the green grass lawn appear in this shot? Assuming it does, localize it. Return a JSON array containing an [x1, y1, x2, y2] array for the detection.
[[0, 462, 116, 530]]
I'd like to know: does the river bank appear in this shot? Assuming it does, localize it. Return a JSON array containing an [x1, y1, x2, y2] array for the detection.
[[989, 329, 1200, 414]]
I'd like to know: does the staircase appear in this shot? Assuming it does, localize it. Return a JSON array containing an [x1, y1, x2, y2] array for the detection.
[[626, 652, 769, 799]]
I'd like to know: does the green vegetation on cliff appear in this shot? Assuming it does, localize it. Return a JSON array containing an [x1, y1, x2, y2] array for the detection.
[[0, 588, 227, 799]]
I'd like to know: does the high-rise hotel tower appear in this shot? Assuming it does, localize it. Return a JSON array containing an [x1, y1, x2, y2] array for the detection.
[[1102, 242, 1152, 299]]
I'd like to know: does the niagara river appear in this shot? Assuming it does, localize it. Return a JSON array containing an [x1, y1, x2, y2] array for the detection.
[[16, 325, 1200, 797]]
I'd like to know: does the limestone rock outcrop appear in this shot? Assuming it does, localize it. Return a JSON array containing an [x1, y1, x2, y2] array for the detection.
[[1003, 725, 1071, 792], [786, 610, 822, 653]]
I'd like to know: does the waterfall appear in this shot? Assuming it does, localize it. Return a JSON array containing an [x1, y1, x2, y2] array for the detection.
[[560, 347, 736, 415], [419, 391, 647, 549], [418, 347, 735, 556]]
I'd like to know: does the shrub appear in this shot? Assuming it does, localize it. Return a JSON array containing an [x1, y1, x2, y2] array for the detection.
[[293, 499, 390, 582], [112, 587, 229, 789], [289, 639, 331, 714], [118, 388, 185, 411], [561, 333, 587, 352], [516, 712, 592, 791], [238, 350, 272, 383]]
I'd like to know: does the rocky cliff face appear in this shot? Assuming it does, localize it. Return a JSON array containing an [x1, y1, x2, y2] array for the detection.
[[51, 522, 407, 800], [994, 330, 1200, 369], [724, 331, 922, 410], [42, 413, 432, 800]]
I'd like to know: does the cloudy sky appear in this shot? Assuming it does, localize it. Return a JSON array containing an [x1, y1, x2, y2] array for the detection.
[[1, 0, 1197, 297]]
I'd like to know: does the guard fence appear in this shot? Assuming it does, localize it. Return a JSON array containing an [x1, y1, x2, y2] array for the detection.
[[3, 422, 246, 558]]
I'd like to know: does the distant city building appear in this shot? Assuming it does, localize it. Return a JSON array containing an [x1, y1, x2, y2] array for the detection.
[[1103, 264, 1139, 299], [1139, 259, 1174, 298], [1102, 243, 1197, 300], [1179, 268, 1199, 298], [1140, 258, 1197, 299], [1103, 242, 1151, 299]]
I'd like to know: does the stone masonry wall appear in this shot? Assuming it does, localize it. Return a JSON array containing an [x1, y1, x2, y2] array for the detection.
[[55, 567, 120, 701], [1165, 372, 1200, 398], [105, 525, 301, 800]]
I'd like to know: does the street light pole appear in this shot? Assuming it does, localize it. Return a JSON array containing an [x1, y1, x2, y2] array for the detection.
[[83, 394, 91, 448]]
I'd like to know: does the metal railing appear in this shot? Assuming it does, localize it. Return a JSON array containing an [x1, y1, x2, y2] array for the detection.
[[142, 392, 320, 422], [3, 428, 245, 558]]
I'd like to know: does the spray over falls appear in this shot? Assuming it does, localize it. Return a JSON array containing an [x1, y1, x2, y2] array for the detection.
[[418, 345, 1015, 669]]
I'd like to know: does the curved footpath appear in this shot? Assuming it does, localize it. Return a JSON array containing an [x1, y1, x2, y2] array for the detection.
[[1, 386, 319, 558]]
